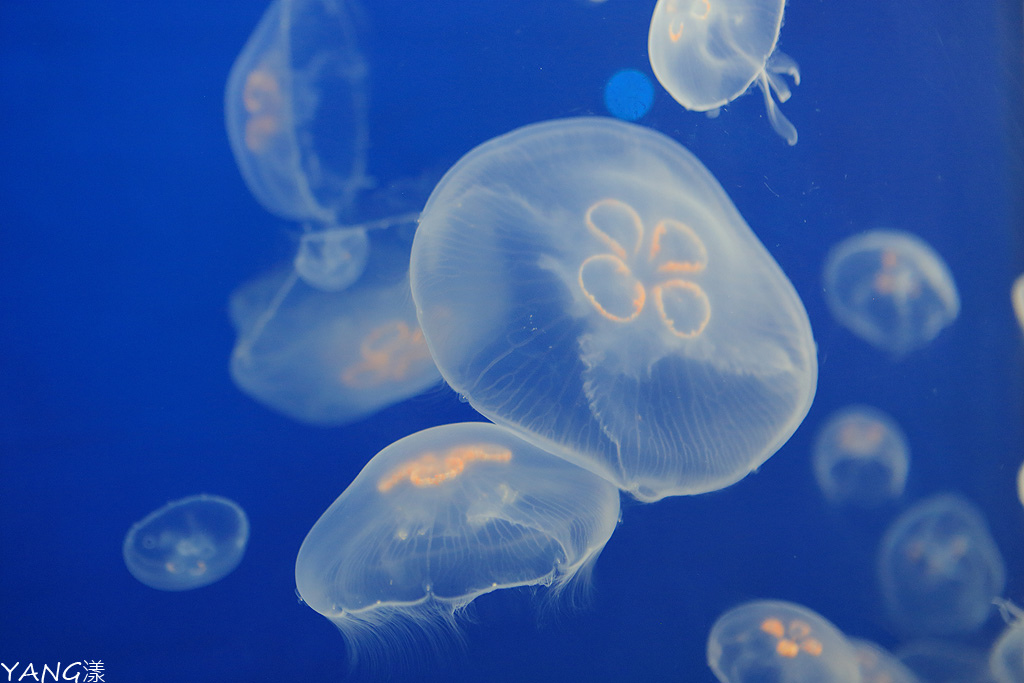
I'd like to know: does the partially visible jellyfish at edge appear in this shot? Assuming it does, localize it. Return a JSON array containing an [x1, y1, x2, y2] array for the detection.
[[1012, 273, 1024, 333], [123, 494, 249, 591], [294, 422, 621, 670], [647, 0, 801, 144], [706, 600, 861, 682], [813, 405, 910, 508], [989, 599, 1024, 683], [823, 229, 960, 357], [410, 117, 817, 502]]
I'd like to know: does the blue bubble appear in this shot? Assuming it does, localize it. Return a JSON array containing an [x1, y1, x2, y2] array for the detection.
[[603, 69, 654, 121]]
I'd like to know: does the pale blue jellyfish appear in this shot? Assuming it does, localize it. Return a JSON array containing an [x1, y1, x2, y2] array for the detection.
[[823, 230, 960, 356], [647, 0, 800, 144], [706, 600, 861, 682], [877, 494, 1005, 636], [123, 494, 249, 591], [295, 422, 620, 666], [410, 117, 817, 502], [812, 405, 910, 508]]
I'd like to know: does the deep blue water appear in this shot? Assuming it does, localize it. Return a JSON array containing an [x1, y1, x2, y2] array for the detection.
[[1, 1, 1022, 681]]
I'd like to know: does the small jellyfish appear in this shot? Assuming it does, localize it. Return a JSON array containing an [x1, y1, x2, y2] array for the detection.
[[410, 117, 817, 502], [812, 405, 910, 508], [1012, 274, 1024, 334], [647, 0, 800, 144], [989, 600, 1024, 683], [225, 0, 369, 223], [1018, 460, 1023, 509], [848, 639, 922, 683], [823, 230, 960, 356], [294, 422, 620, 667], [603, 68, 655, 122], [706, 599, 861, 682], [229, 258, 440, 426], [123, 494, 249, 591], [877, 494, 1005, 636]]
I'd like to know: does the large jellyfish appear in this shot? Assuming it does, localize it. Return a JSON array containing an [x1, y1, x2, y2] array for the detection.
[[410, 117, 817, 502], [230, 223, 440, 426], [294, 422, 620, 666], [823, 229, 960, 356], [648, 0, 800, 144], [706, 600, 861, 682], [877, 494, 1005, 636], [224, 0, 369, 224], [123, 494, 249, 591]]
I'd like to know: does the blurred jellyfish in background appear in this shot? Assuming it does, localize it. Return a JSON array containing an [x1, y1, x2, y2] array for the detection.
[[647, 0, 800, 144], [848, 639, 922, 683], [877, 494, 1005, 636], [1018, 460, 1023, 509], [989, 600, 1024, 683], [294, 422, 620, 668], [230, 222, 441, 427], [1012, 274, 1024, 334], [897, 641, 996, 683], [410, 117, 817, 502], [224, 0, 369, 224], [823, 230, 960, 357], [123, 494, 249, 591], [603, 68, 654, 121], [812, 405, 910, 508], [706, 600, 861, 683]]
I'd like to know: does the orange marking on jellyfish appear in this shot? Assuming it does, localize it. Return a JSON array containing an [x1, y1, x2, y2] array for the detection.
[[653, 279, 711, 338], [669, 20, 684, 42], [650, 219, 708, 273], [578, 254, 646, 323], [377, 445, 513, 492], [584, 198, 644, 260], [341, 321, 434, 388], [760, 618, 786, 638]]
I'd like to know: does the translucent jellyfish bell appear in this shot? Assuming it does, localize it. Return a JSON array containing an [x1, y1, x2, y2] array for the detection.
[[225, 0, 369, 222], [293, 225, 370, 292], [295, 422, 620, 666], [823, 230, 960, 356], [812, 405, 910, 508], [706, 600, 861, 683], [1012, 274, 1024, 334], [230, 233, 440, 426], [877, 494, 1005, 636], [989, 600, 1024, 683], [410, 117, 817, 502], [648, 0, 800, 144], [123, 494, 249, 591]]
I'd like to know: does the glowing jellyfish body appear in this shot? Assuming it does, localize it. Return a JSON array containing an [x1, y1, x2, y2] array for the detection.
[[877, 494, 1005, 636], [225, 0, 369, 223], [812, 405, 909, 508], [989, 602, 1024, 683], [1018, 461, 1024, 509], [648, 0, 800, 144], [294, 422, 621, 663], [123, 494, 249, 591], [410, 117, 817, 502], [823, 230, 960, 356], [849, 639, 922, 683], [229, 260, 440, 426], [1013, 274, 1024, 333], [706, 600, 861, 682]]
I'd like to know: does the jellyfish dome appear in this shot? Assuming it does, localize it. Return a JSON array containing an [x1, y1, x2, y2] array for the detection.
[[224, 0, 369, 223], [647, 0, 801, 144], [294, 422, 620, 663], [706, 600, 861, 683], [410, 117, 817, 502]]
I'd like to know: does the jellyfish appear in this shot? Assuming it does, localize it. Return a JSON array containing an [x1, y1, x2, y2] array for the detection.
[[812, 405, 910, 508], [230, 228, 440, 426], [294, 422, 621, 667], [823, 230, 960, 356], [1012, 274, 1024, 334], [848, 639, 922, 683], [706, 599, 861, 682], [410, 117, 817, 502], [877, 494, 1005, 636], [1018, 460, 1023, 509], [123, 494, 249, 591], [989, 600, 1024, 683], [647, 0, 800, 144], [224, 0, 370, 224]]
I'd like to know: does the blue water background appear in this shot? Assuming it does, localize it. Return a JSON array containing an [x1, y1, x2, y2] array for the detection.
[[1, 0, 1022, 681]]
